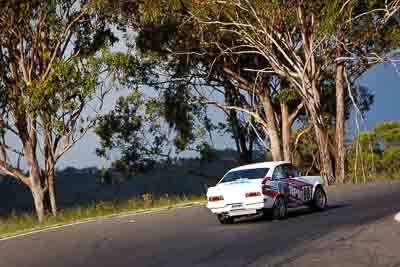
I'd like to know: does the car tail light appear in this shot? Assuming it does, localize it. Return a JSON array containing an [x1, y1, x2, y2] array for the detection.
[[245, 192, 262, 197], [208, 196, 224, 202], [262, 184, 279, 197], [262, 188, 270, 195], [262, 177, 272, 184]]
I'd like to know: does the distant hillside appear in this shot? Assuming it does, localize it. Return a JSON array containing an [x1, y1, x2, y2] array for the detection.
[[0, 149, 262, 216]]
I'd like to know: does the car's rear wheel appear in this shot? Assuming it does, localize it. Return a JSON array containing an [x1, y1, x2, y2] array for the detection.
[[271, 196, 286, 220], [260, 209, 271, 220], [310, 186, 327, 211], [217, 214, 234, 224]]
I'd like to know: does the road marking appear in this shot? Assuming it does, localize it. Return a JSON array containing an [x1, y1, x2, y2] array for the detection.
[[0, 202, 204, 243], [395, 212, 400, 223], [0, 219, 97, 242]]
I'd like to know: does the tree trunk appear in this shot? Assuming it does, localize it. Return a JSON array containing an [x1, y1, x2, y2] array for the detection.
[[239, 151, 251, 164], [237, 121, 252, 164], [335, 33, 346, 183], [228, 109, 252, 164], [43, 114, 58, 216], [313, 124, 334, 185], [304, 78, 334, 184], [224, 82, 253, 164], [281, 103, 291, 161], [268, 128, 282, 161], [48, 168, 57, 216], [261, 94, 283, 161], [24, 138, 47, 222], [248, 132, 254, 161], [31, 185, 45, 223], [29, 169, 45, 223]]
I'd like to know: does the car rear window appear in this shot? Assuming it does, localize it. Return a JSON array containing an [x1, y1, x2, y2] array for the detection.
[[220, 168, 269, 183]]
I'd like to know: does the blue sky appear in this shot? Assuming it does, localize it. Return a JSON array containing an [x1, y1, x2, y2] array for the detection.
[[357, 63, 400, 129], [56, 62, 400, 169]]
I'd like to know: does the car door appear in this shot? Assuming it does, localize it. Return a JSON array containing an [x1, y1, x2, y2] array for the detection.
[[283, 163, 313, 204], [271, 165, 291, 201]]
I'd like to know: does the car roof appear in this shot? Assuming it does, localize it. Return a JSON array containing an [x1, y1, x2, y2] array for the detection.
[[228, 161, 291, 172]]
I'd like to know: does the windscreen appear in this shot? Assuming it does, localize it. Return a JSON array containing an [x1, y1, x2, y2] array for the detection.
[[220, 168, 269, 183]]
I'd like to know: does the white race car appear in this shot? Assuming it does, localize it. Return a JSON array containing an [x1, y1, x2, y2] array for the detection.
[[206, 161, 327, 224]]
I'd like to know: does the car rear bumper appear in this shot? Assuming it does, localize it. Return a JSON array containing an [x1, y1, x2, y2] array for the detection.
[[207, 197, 275, 217]]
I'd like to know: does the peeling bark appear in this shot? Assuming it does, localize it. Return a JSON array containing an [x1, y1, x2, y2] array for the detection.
[[281, 103, 291, 161], [48, 168, 57, 216], [31, 182, 45, 223], [335, 32, 346, 183], [28, 162, 46, 222], [313, 121, 334, 185], [260, 94, 283, 161]]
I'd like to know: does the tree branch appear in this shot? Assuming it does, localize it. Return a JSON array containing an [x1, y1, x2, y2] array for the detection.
[[0, 160, 30, 187], [42, 10, 87, 81], [289, 101, 304, 125]]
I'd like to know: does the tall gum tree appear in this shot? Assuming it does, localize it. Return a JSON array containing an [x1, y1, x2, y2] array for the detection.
[[188, 0, 399, 183], [0, 0, 133, 221], [115, 0, 387, 181], [185, 0, 335, 182], [117, 2, 306, 162], [324, 0, 400, 182]]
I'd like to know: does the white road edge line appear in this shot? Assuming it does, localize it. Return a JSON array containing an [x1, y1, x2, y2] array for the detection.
[[395, 212, 400, 223], [0, 202, 205, 242]]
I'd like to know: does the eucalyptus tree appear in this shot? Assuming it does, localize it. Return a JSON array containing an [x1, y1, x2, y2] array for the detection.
[[105, 0, 384, 183], [179, 0, 337, 182], [95, 90, 174, 176], [184, 0, 398, 183], [0, 0, 133, 221], [323, 0, 400, 182], [113, 0, 310, 163]]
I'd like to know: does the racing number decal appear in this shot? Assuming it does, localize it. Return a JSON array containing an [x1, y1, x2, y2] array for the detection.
[[289, 185, 302, 200], [303, 186, 312, 202], [288, 185, 312, 202]]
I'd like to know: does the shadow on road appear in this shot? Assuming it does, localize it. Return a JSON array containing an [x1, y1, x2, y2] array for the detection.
[[200, 187, 400, 267], [233, 203, 352, 224], [1, 183, 400, 267]]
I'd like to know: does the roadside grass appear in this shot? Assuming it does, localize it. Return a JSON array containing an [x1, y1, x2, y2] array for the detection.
[[2, 175, 399, 239], [0, 194, 206, 239]]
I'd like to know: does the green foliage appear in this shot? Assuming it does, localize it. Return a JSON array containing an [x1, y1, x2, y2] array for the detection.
[[0, 0, 140, 220], [347, 121, 400, 182], [120, 0, 292, 162], [106, 0, 394, 184], [0, 0, 131, 159], [347, 132, 379, 181], [292, 129, 321, 176], [163, 86, 196, 150], [382, 147, 400, 174], [374, 121, 400, 148], [95, 90, 167, 175]]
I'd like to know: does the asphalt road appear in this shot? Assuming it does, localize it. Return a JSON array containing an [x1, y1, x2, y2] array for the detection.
[[1, 181, 400, 267]]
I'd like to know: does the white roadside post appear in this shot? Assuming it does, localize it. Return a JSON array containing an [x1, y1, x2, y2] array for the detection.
[[395, 212, 400, 223]]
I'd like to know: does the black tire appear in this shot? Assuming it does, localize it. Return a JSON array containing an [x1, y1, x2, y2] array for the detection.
[[310, 186, 327, 211], [217, 214, 234, 224], [260, 209, 271, 220], [271, 196, 287, 220]]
